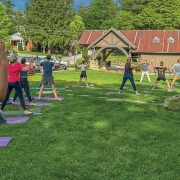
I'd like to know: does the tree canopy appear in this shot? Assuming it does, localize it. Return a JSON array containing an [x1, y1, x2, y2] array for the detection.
[[1, 0, 180, 51], [24, 0, 75, 52], [0, 2, 11, 43]]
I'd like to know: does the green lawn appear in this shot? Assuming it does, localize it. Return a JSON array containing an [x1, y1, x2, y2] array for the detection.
[[1, 70, 180, 180]]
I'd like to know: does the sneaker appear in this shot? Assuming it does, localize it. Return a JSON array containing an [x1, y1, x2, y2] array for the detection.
[[0, 113, 7, 124]]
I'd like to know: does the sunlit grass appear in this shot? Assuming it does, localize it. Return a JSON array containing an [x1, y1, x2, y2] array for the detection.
[[0, 70, 180, 179]]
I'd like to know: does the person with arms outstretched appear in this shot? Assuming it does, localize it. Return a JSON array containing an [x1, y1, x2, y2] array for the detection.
[[151, 60, 172, 91], [77, 60, 89, 87], [118, 57, 140, 95], [1, 54, 32, 117], [12, 57, 36, 105], [139, 58, 151, 84], [36, 55, 61, 100]]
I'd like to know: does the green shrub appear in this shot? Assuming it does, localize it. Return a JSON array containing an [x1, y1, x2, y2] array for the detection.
[[82, 47, 88, 58], [18, 43, 23, 51]]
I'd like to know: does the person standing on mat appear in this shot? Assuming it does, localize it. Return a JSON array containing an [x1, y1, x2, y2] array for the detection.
[[139, 59, 151, 84], [0, 40, 8, 124], [12, 57, 36, 105], [118, 57, 140, 95], [170, 59, 180, 89], [0, 54, 32, 115], [151, 60, 172, 91], [36, 55, 60, 100], [77, 60, 89, 87]]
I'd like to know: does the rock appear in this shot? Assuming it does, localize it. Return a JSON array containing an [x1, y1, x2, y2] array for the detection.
[[164, 95, 180, 110]]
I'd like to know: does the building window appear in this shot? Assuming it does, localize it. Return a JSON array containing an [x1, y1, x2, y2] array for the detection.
[[153, 37, 160, 43], [168, 37, 174, 43]]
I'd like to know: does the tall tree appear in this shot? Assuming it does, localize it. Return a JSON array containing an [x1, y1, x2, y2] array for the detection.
[[118, 0, 180, 29], [70, 15, 86, 61], [117, 0, 150, 15], [77, 3, 87, 18], [113, 11, 134, 30], [24, 0, 75, 53], [70, 15, 86, 40], [83, 0, 118, 30], [0, 2, 11, 44], [0, 0, 16, 34]]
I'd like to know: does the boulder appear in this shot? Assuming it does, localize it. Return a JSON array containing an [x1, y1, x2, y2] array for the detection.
[[164, 95, 180, 110]]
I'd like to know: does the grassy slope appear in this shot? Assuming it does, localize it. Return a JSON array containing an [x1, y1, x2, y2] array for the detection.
[[1, 70, 180, 180]]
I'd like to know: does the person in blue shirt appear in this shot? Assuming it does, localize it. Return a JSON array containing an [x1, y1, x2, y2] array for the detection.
[[36, 55, 60, 100]]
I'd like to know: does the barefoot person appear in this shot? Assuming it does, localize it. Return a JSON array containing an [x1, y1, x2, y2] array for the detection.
[[12, 57, 36, 105], [151, 60, 172, 91], [118, 57, 140, 95], [77, 60, 89, 87], [170, 59, 180, 89], [36, 55, 60, 100], [139, 59, 151, 84], [1, 54, 32, 115], [0, 40, 8, 124]]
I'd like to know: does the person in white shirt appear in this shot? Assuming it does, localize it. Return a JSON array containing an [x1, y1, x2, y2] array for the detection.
[[77, 60, 89, 87], [139, 59, 151, 83], [171, 59, 180, 89]]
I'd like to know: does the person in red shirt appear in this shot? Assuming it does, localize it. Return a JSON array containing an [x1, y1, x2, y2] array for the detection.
[[0, 40, 8, 124], [0, 55, 33, 115], [12, 58, 35, 105]]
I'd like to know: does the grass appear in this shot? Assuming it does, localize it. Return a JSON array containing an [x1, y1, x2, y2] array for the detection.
[[1, 70, 180, 179]]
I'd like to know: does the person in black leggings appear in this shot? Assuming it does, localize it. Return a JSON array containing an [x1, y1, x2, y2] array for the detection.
[[119, 57, 140, 95], [0, 55, 33, 115], [0, 40, 8, 124], [12, 58, 35, 105]]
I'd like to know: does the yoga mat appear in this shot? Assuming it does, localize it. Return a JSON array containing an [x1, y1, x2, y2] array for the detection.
[[30, 87, 63, 91], [13, 101, 52, 106], [0, 137, 13, 147], [6, 117, 29, 124], [31, 97, 65, 101], [2, 109, 41, 115], [0, 101, 12, 105], [107, 92, 148, 96], [107, 92, 119, 95], [37, 91, 61, 94]]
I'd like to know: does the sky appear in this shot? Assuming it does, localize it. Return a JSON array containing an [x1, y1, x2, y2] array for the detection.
[[11, 0, 91, 10]]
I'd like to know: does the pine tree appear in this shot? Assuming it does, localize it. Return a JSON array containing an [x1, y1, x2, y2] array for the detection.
[[24, 0, 75, 52]]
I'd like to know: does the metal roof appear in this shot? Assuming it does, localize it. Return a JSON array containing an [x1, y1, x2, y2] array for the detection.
[[79, 29, 180, 53]]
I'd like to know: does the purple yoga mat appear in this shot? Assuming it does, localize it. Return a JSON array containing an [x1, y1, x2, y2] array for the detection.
[[13, 101, 52, 106], [0, 137, 13, 147], [6, 117, 29, 124], [31, 96, 65, 101]]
